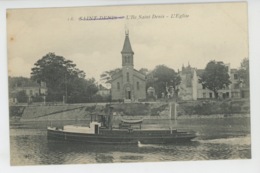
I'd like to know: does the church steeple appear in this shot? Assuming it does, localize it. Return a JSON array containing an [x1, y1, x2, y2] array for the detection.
[[121, 30, 134, 66], [121, 30, 134, 54]]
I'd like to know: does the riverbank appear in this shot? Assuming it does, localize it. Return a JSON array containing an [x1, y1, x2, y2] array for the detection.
[[9, 99, 250, 122]]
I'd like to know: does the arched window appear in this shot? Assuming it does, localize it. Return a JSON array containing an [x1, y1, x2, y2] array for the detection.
[[117, 82, 120, 90], [127, 72, 129, 82], [125, 57, 128, 63], [137, 81, 140, 90]]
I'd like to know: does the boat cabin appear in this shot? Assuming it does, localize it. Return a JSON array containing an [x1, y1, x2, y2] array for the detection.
[[61, 121, 101, 134]]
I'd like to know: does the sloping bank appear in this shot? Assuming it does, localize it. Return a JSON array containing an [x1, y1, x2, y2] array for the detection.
[[9, 99, 250, 121]]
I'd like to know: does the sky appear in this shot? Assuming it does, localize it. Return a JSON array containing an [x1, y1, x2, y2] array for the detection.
[[7, 2, 248, 83]]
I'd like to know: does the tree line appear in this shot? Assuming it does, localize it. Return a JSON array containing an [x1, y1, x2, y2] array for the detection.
[[10, 52, 249, 103]]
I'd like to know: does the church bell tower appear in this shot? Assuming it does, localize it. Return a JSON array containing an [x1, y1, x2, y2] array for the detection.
[[121, 30, 134, 100], [121, 30, 134, 67]]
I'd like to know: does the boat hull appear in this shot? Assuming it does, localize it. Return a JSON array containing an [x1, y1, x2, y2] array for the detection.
[[47, 128, 196, 145]]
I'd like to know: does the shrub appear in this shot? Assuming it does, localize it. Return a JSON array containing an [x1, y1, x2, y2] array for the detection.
[[32, 95, 44, 102], [15, 91, 28, 103]]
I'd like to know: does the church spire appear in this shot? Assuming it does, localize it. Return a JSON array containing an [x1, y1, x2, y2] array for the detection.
[[121, 30, 134, 54], [121, 30, 134, 67], [125, 28, 129, 36]]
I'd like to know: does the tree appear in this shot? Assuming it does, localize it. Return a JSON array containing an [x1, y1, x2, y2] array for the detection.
[[15, 90, 28, 103], [100, 68, 121, 83], [67, 77, 98, 103], [237, 58, 249, 87], [31, 53, 96, 102], [200, 60, 231, 98], [139, 68, 149, 76], [8, 76, 31, 90], [147, 65, 181, 98]]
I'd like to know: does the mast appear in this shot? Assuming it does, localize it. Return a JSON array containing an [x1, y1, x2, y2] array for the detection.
[[169, 102, 172, 134], [169, 102, 178, 134]]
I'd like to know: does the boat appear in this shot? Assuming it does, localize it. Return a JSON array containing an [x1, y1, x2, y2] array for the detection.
[[47, 104, 197, 145]]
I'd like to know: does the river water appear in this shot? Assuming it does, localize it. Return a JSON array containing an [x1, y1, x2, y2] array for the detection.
[[10, 117, 251, 165]]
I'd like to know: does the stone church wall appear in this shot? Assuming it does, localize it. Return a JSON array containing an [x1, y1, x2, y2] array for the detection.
[[111, 77, 123, 100]]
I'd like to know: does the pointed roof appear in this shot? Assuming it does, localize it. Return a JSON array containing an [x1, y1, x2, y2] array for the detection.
[[121, 32, 134, 54]]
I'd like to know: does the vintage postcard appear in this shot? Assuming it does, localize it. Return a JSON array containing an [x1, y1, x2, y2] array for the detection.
[[7, 2, 250, 166]]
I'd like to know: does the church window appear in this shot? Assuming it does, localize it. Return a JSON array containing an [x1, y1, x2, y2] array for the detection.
[[117, 82, 120, 90], [127, 72, 129, 82], [125, 57, 128, 63], [137, 81, 140, 90]]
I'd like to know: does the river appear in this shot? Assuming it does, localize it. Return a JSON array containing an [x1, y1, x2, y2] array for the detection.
[[9, 117, 251, 165]]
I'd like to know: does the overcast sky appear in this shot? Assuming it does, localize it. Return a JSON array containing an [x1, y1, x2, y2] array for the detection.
[[7, 2, 248, 83]]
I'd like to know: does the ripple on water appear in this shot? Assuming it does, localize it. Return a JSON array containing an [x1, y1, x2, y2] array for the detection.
[[10, 118, 251, 165], [196, 135, 251, 146]]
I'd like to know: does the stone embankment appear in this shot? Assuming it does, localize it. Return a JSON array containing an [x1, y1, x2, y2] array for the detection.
[[9, 99, 250, 121]]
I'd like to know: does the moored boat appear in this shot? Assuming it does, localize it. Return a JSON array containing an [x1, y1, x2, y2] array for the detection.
[[47, 123, 196, 144], [47, 104, 197, 145]]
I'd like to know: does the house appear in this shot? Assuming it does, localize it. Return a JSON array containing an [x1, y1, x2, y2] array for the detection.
[[10, 80, 47, 103], [97, 85, 110, 97], [178, 64, 247, 100], [110, 31, 146, 102]]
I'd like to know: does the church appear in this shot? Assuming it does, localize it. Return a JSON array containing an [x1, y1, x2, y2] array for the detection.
[[110, 31, 146, 102]]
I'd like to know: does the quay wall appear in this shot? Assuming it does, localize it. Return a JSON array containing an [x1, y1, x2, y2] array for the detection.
[[9, 99, 250, 121]]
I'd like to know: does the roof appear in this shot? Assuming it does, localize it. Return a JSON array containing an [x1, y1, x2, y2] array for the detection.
[[17, 80, 44, 88], [133, 69, 146, 81], [98, 85, 109, 90], [230, 68, 238, 73], [23, 81, 39, 87], [110, 68, 146, 82], [110, 69, 122, 82], [121, 33, 134, 54]]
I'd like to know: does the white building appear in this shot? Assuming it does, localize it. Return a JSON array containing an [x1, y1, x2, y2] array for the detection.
[[178, 64, 244, 100]]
